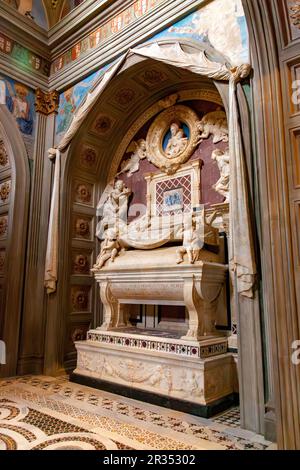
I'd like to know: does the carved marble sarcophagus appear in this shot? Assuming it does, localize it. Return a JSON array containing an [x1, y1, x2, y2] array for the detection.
[[73, 96, 234, 413], [94, 246, 227, 341]]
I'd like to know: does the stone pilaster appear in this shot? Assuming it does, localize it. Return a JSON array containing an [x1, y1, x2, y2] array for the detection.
[[17, 89, 59, 375]]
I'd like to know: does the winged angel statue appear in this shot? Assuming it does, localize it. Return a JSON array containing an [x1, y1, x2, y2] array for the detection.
[[117, 139, 147, 177]]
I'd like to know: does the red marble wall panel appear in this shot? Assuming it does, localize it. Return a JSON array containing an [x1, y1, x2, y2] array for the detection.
[[117, 100, 227, 219]]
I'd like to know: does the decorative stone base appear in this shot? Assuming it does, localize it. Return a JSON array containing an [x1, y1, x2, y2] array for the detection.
[[74, 331, 234, 408], [71, 373, 238, 419]]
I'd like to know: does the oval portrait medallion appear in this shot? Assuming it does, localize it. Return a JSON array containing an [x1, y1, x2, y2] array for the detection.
[[146, 105, 200, 174]]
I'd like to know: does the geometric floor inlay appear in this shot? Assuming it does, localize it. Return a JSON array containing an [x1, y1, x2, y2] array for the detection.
[[0, 376, 274, 451]]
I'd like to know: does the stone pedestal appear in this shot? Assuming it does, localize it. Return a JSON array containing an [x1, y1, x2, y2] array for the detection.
[[73, 330, 234, 412], [73, 245, 233, 415]]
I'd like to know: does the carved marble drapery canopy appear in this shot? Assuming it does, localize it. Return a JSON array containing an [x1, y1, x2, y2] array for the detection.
[[45, 40, 256, 299]]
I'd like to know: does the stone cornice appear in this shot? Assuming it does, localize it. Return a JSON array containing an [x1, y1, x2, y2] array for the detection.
[[1, 0, 211, 92], [48, 0, 118, 48], [49, 0, 135, 60], [0, 3, 49, 52], [50, 0, 207, 91], [0, 53, 49, 91]]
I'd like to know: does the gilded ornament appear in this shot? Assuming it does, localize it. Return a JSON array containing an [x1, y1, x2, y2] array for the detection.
[[0, 181, 11, 203], [146, 104, 200, 174], [35, 89, 59, 115], [0, 216, 8, 237], [0, 139, 8, 167]]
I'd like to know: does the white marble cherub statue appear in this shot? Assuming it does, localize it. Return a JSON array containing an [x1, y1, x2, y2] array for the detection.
[[118, 139, 147, 177], [196, 108, 229, 144], [211, 148, 230, 203], [165, 123, 188, 158], [92, 229, 120, 270], [176, 216, 202, 265]]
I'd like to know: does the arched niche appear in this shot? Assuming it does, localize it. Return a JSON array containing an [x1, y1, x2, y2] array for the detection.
[[0, 105, 30, 377], [56, 55, 231, 370], [48, 38, 262, 436]]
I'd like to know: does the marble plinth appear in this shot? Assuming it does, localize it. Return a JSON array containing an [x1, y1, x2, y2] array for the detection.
[[74, 331, 234, 408]]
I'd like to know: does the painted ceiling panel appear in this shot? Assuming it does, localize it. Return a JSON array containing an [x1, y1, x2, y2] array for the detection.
[[2, 0, 86, 29]]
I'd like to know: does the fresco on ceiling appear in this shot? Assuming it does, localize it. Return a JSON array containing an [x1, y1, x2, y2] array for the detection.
[[55, 0, 249, 140], [0, 73, 36, 157], [61, 0, 85, 19], [55, 68, 109, 141], [153, 0, 248, 66], [2, 0, 48, 29]]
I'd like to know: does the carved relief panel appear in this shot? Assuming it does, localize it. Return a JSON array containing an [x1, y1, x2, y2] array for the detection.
[[287, 0, 300, 41], [71, 286, 91, 313], [73, 180, 94, 207], [0, 181, 11, 205], [0, 215, 8, 240], [73, 214, 93, 240], [65, 160, 99, 369], [0, 139, 9, 169], [72, 250, 92, 275]]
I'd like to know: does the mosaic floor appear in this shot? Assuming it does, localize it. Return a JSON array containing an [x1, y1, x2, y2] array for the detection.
[[0, 376, 274, 451]]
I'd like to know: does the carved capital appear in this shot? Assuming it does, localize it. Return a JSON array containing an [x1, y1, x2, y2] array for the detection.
[[35, 89, 59, 115]]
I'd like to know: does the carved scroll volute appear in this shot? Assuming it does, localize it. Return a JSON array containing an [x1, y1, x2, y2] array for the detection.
[[181, 275, 204, 340], [98, 280, 118, 330], [196, 263, 227, 303]]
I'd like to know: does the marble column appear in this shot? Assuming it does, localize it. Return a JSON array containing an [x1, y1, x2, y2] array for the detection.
[[17, 89, 59, 375]]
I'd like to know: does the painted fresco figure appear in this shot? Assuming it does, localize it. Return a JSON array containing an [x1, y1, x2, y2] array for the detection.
[[56, 87, 76, 135], [2, 79, 33, 135]]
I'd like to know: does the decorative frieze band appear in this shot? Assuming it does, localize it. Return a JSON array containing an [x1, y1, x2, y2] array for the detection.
[[0, 32, 50, 76], [87, 331, 228, 359]]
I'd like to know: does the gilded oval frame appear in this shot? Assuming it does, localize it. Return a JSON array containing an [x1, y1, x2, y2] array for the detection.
[[146, 104, 200, 174]]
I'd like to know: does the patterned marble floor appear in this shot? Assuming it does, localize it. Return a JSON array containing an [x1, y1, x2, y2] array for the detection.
[[0, 375, 273, 450]]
